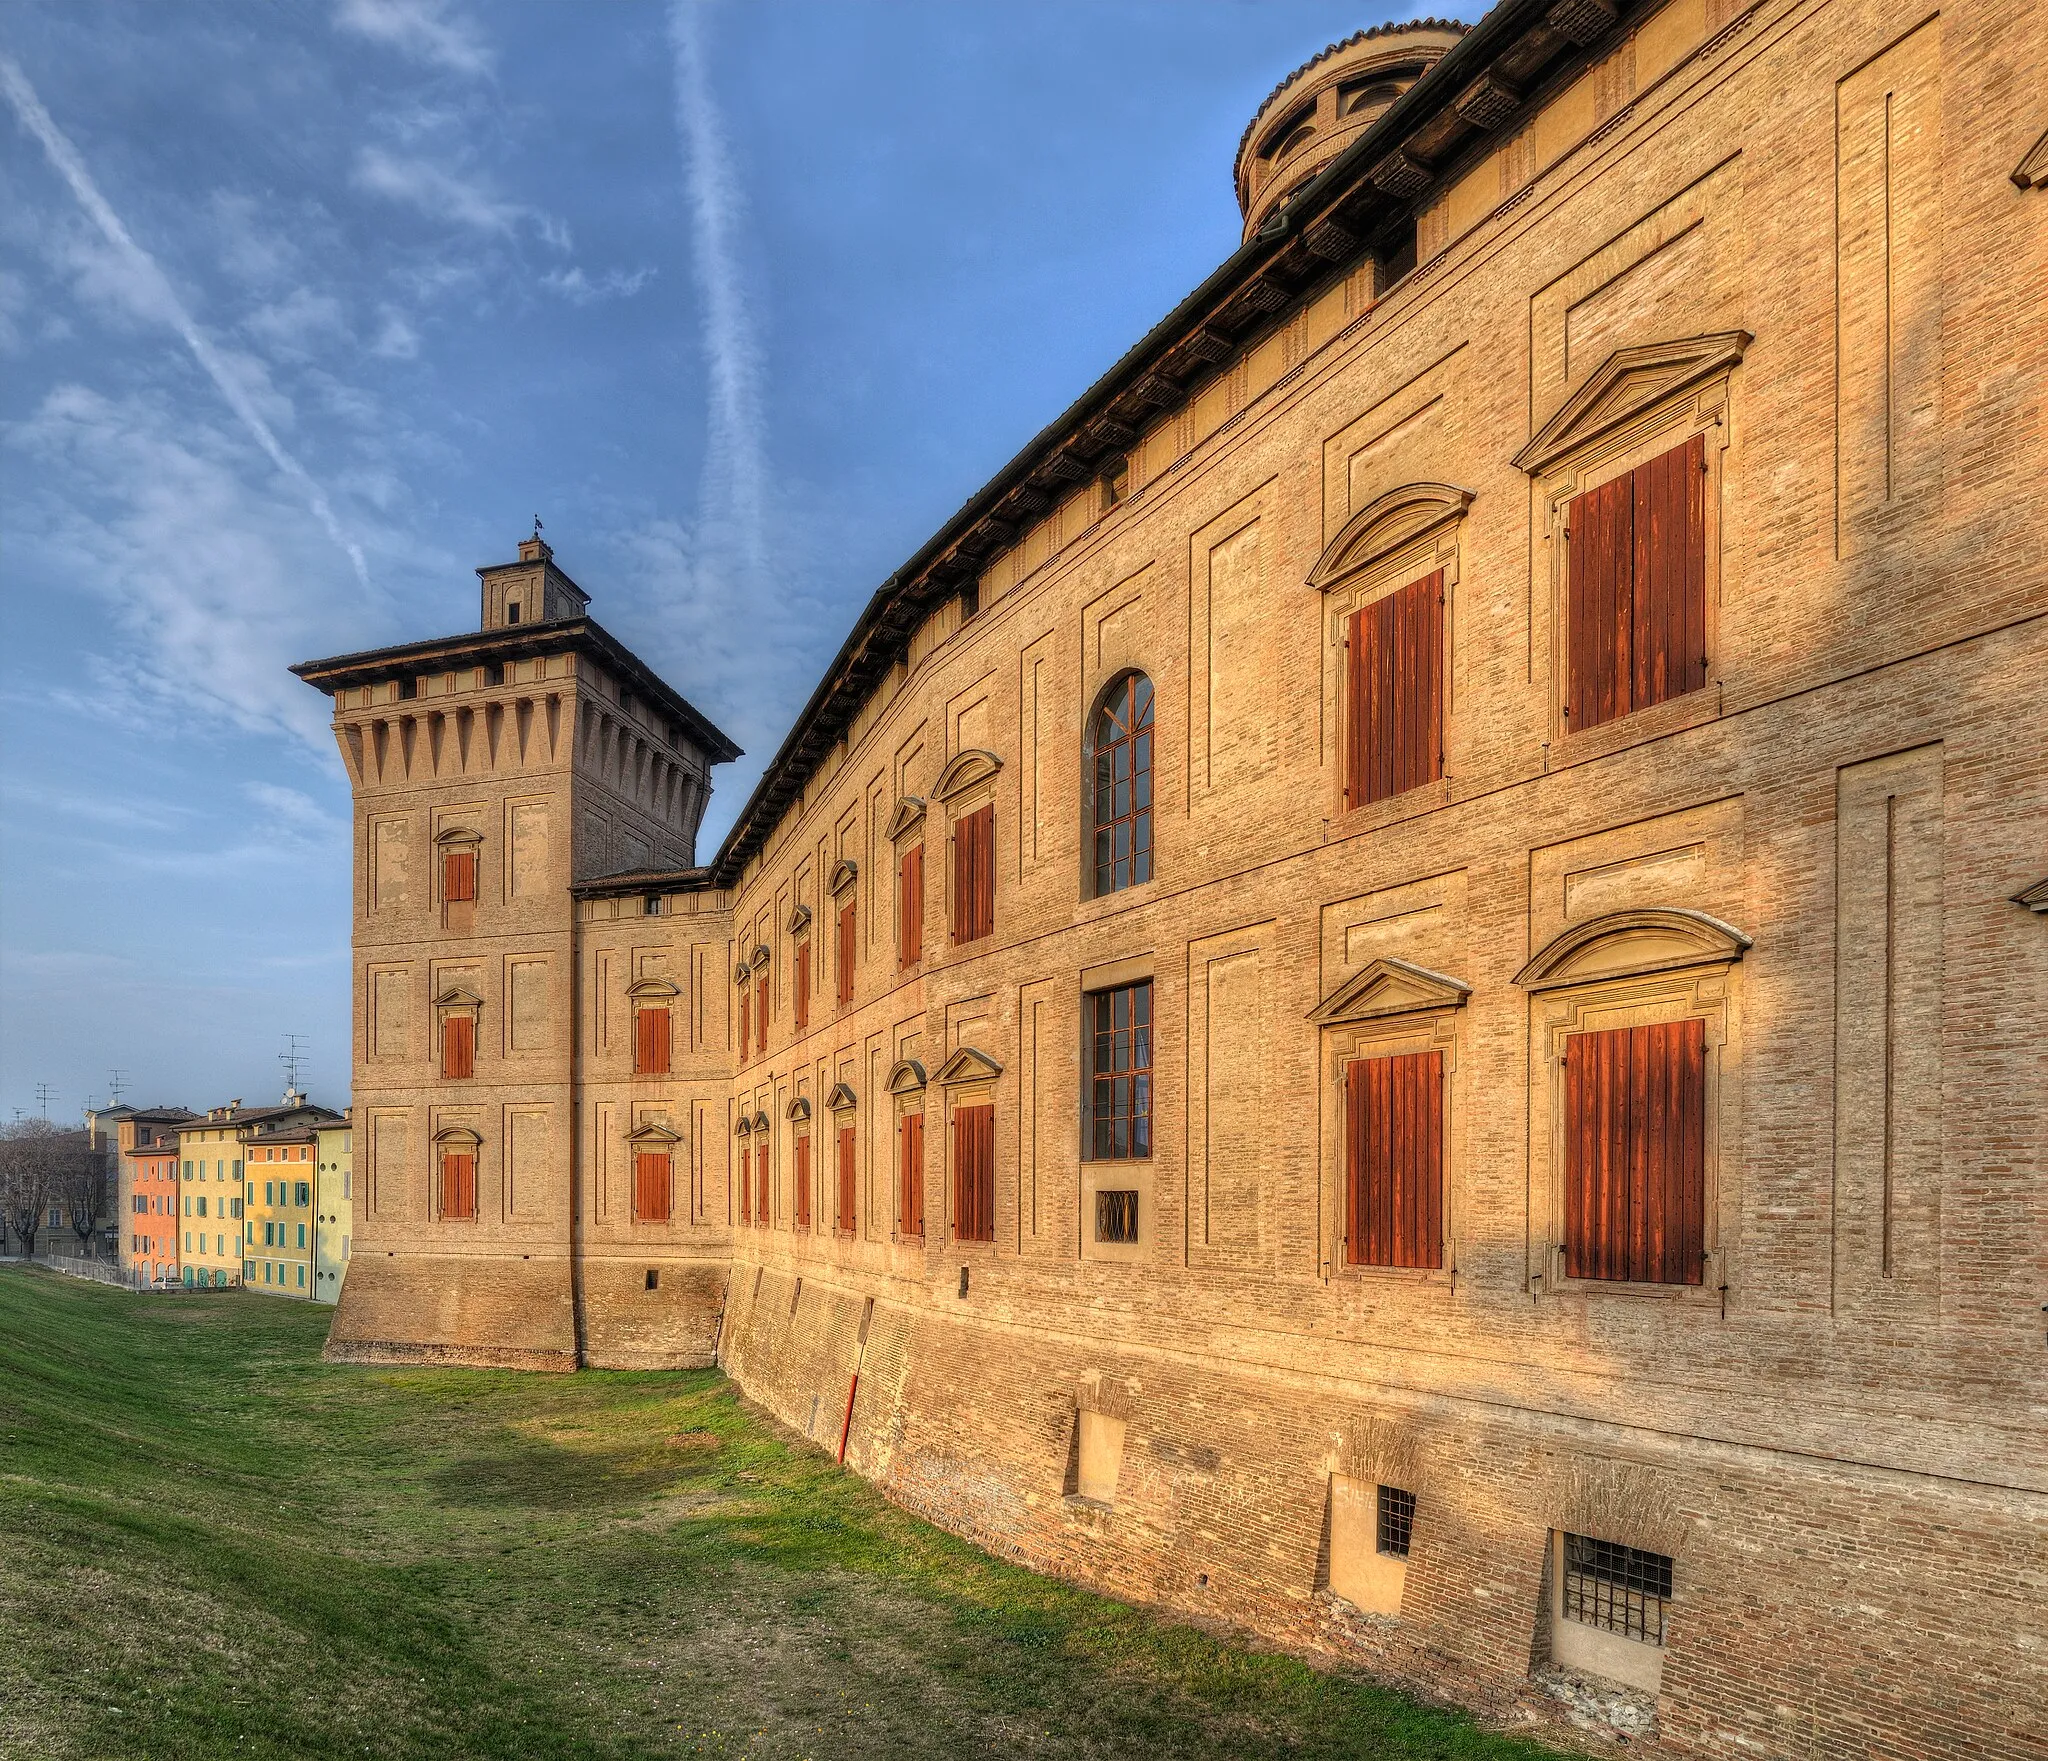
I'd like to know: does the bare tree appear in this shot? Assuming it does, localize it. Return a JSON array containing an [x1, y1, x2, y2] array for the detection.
[[56, 1130, 114, 1258], [0, 1119, 62, 1258]]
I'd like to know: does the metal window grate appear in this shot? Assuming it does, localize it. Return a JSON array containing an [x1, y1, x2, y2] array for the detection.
[[1377, 1485, 1416, 1558], [1562, 1533, 1672, 1645], [1095, 1189, 1138, 1244]]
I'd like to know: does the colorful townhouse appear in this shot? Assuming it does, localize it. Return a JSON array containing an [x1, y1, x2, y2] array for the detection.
[[177, 1094, 342, 1288], [89, 1103, 194, 1270], [313, 1118, 353, 1305], [244, 1124, 317, 1297], [123, 1136, 181, 1285]]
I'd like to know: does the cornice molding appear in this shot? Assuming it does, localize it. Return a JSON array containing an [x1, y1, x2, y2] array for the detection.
[[2011, 877, 2048, 914], [1514, 331, 1751, 474], [786, 1096, 812, 1123], [1308, 957, 1471, 1024], [624, 1121, 681, 1145], [885, 1059, 929, 1097], [787, 903, 812, 936], [625, 977, 680, 999], [1308, 482, 1474, 590], [432, 1124, 482, 1146], [933, 1045, 1004, 1085], [1516, 907, 1752, 991], [825, 1081, 858, 1112], [828, 858, 859, 897], [2013, 127, 2048, 189], [933, 749, 1003, 802], [433, 984, 483, 1008], [885, 795, 928, 840]]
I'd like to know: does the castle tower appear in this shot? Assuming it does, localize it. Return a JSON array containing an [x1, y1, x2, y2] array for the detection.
[[292, 539, 739, 1368], [1233, 19, 1465, 243]]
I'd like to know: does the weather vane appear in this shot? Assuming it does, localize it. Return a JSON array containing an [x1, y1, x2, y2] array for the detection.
[[532, 514, 544, 540]]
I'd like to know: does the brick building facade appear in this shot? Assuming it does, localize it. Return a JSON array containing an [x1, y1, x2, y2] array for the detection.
[[295, 1, 2048, 1753]]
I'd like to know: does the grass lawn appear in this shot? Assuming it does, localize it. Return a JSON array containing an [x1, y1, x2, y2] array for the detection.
[[0, 1268, 1563, 1761]]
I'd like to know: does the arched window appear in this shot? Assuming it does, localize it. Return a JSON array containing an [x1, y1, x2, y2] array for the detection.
[[1091, 673, 1154, 896]]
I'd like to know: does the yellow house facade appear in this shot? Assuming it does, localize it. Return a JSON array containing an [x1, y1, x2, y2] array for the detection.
[[314, 1121, 353, 1306], [244, 1125, 316, 1298], [177, 1113, 246, 1288]]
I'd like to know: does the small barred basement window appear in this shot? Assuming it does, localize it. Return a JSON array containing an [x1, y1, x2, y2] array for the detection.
[[645, 1268, 660, 1291], [1562, 1533, 1672, 1646], [1377, 1485, 1416, 1559], [1095, 1189, 1138, 1244]]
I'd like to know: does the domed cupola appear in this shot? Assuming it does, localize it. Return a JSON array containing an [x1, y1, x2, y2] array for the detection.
[[1235, 19, 1467, 243]]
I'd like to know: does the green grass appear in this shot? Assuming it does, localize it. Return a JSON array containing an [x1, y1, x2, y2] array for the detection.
[[0, 1268, 1562, 1761]]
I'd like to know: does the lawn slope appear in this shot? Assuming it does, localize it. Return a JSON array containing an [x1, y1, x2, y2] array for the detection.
[[0, 1269, 1561, 1761]]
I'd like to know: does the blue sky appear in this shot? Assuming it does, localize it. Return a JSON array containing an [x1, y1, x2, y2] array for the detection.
[[0, 0, 1406, 1121]]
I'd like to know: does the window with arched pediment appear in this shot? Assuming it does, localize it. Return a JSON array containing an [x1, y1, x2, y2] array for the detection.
[[1089, 673, 1153, 897]]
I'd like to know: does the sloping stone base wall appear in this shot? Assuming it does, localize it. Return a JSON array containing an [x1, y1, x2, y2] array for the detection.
[[719, 1264, 2045, 1761]]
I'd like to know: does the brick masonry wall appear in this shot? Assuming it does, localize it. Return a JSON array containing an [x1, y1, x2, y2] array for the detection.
[[319, 0, 2048, 1752]]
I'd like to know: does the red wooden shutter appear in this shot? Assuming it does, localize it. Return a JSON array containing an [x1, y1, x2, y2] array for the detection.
[[1569, 438, 1707, 732], [952, 1103, 994, 1242], [837, 1127, 856, 1233], [794, 1136, 811, 1230], [634, 1007, 670, 1075], [898, 1113, 924, 1237], [635, 1152, 672, 1223], [899, 845, 925, 969], [737, 990, 750, 1060], [1564, 1019, 1705, 1285], [440, 1153, 475, 1221], [737, 1141, 750, 1224], [953, 805, 994, 944], [756, 976, 769, 1057], [442, 850, 477, 903], [837, 900, 857, 1006], [441, 1014, 474, 1080], [1344, 1051, 1443, 1269], [1345, 572, 1444, 808], [1631, 432, 1708, 712], [755, 1140, 771, 1227], [794, 943, 810, 1032]]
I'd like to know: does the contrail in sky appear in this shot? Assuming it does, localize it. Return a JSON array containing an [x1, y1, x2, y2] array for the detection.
[[667, 2, 768, 581], [0, 55, 371, 592]]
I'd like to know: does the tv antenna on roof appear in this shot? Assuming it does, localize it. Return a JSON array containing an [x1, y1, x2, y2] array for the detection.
[[108, 1068, 128, 1106], [279, 1034, 309, 1102], [34, 1082, 54, 1117]]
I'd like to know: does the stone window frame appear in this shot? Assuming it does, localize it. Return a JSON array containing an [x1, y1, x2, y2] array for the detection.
[[933, 749, 1002, 951], [624, 1119, 681, 1227], [826, 1079, 859, 1236], [1515, 332, 1750, 755], [433, 824, 483, 926], [787, 902, 814, 1032], [934, 1045, 1003, 1249], [785, 1094, 813, 1233], [1517, 908, 1751, 1303], [433, 982, 484, 1083], [1308, 482, 1471, 832], [1082, 670, 1158, 903], [1077, 954, 1155, 1266], [1308, 958, 1469, 1285], [885, 1060, 928, 1244], [828, 858, 860, 1009], [625, 976, 679, 1078], [885, 796, 928, 971], [430, 1122, 482, 1225]]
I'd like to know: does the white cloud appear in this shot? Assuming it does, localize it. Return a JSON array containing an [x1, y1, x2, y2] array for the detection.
[[243, 781, 342, 833], [351, 145, 569, 251], [5, 381, 397, 751], [368, 309, 420, 359], [245, 289, 349, 357], [333, 0, 493, 78], [0, 55, 372, 592], [669, 3, 768, 583], [0, 267, 26, 352], [540, 264, 657, 305]]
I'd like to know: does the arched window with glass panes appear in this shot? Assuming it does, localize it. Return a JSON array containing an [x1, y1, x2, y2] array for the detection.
[[1090, 673, 1153, 896]]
